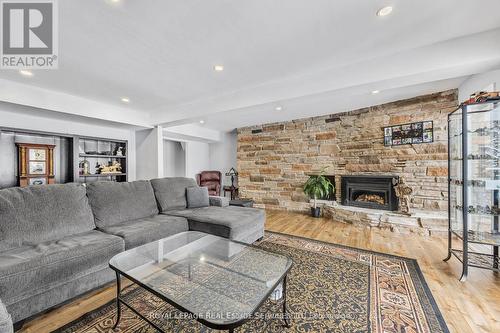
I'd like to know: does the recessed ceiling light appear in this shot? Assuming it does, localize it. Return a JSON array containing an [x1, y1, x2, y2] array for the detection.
[[372, 90, 380, 94], [199, 120, 205, 124], [213, 65, 224, 72], [120, 97, 130, 103], [275, 106, 283, 111], [376, 6, 393, 17], [19, 70, 33, 77]]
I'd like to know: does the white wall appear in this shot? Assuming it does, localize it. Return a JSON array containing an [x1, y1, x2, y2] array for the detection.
[[136, 126, 163, 180], [163, 140, 185, 177], [459, 69, 500, 102], [0, 101, 137, 180], [209, 130, 237, 187], [185, 141, 210, 179]]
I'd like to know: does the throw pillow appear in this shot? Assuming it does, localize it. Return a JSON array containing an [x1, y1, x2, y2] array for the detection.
[[186, 186, 209, 208]]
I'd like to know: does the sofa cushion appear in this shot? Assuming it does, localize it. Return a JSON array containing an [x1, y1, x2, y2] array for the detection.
[[0, 184, 95, 251], [186, 187, 209, 209], [99, 214, 189, 249], [163, 206, 265, 242], [150, 177, 197, 212], [0, 230, 124, 305], [86, 180, 159, 228]]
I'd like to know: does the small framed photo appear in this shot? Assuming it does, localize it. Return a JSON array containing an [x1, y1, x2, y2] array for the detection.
[[29, 149, 46, 161], [28, 177, 47, 186], [423, 131, 433, 142], [423, 121, 433, 130], [29, 161, 46, 175], [384, 127, 392, 136]]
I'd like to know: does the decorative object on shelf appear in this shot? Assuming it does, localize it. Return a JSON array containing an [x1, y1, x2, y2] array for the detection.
[[80, 160, 90, 176], [383, 121, 433, 146], [303, 168, 334, 218], [444, 99, 500, 281], [16, 143, 55, 187], [394, 177, 413, 215], [463, 91, 500, 105], [225, 167, 238, 188], [99, 161, 122, 174], [115, 147, 124, 156]]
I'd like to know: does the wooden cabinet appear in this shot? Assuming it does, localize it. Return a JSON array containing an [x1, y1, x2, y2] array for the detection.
[[16, 143, 55, 187]]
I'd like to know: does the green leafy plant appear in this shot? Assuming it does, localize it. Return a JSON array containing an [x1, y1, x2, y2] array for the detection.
[[303, 168, 334, 208]]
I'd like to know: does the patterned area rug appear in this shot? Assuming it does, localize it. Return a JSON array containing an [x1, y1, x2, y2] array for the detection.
[[55, 232, 448, 333]]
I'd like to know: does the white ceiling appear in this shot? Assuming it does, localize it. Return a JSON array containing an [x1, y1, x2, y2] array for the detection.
[[1, 0, 500, 131]]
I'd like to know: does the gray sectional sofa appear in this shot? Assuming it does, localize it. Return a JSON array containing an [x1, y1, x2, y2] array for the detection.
[[0, 177, 265, 327]]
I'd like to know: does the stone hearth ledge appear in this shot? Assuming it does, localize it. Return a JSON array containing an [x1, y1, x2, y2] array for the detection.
[[316, 200, 448, 236]]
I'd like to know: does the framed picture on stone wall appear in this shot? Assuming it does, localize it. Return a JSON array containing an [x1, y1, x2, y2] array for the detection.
[[383, 121, 433, 146]]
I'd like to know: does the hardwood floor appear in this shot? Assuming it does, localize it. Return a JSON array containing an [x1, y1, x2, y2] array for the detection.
[[18, 210, 500, 333]]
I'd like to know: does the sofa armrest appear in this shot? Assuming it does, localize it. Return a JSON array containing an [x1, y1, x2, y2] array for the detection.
[[0, 298, 13, 333], [209, 196, 229, 207]]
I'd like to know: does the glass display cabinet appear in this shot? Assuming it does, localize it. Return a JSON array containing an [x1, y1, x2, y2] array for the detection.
[[445, 100, 500, 281]]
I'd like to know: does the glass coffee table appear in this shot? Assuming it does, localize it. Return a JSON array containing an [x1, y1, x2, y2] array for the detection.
[[109, 231, 293, 332]]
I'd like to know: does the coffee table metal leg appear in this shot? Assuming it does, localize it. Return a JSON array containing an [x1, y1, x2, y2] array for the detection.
[[282, 275, 290, 328], [113, 271, 121, 330]]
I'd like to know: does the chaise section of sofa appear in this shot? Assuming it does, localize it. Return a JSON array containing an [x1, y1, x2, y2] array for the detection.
[[150, 177, 265, 243], [86, 180, 189, 249], [0, 184, 125, 323], [164, 206, 265, 244]]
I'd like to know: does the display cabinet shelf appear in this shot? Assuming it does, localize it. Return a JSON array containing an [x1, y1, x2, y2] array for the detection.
[[79, 154, 127, 159], [79, 173, 127, 178], [445, 99, 500, 281], [450, 249, 500, 273], [451, 230, 500, 246]]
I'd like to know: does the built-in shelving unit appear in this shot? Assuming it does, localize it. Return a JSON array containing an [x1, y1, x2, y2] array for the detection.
[[445, 99, 500, 280], [74, 136, 128, 183]]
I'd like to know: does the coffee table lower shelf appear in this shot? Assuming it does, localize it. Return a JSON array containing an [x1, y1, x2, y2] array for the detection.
[[111, 270, 291, 332]]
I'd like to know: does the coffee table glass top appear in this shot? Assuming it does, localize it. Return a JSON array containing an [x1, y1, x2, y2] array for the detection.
[[109, 231, 292, 326]]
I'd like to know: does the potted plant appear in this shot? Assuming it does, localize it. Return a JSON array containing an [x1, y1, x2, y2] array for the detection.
[[303, 169, 334, 218]]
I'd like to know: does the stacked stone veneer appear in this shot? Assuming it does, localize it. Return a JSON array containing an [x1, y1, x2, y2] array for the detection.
[[237, 90, 458, 213]]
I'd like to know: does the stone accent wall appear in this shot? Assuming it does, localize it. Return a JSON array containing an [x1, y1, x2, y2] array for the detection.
[[237, 90, 458, 212]]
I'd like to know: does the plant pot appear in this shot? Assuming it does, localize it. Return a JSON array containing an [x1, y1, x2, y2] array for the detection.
[[310, 207, 321, 218]]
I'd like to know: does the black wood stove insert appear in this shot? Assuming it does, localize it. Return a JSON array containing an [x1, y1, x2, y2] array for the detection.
[[341, 175, 399, 211]]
